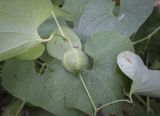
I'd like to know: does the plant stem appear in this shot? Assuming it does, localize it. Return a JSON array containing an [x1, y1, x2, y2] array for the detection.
[[42, 34, 53, 42], [132, 26, 160, 45], [135, 94, 154, 113], [15, 102, 25, 116], [94, 110, 97, 116], [51, 9, 72, 48], [147, 96, 150, 113], [97, 92, 133, 111], [97, 99, 132, 111], [78, 74, 97, 112], [51, 11, 65, 37], [38, 63, 47, 74]]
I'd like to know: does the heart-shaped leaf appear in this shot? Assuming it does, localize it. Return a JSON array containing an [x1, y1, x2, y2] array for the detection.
[[117, 51, 160, 98], [2, 59, 84, 116], [47, 27, 82, 60], [2, 31, 133, 115], [76, 0, 154, 40], [66, 31, 133, 115], [0, 0, 52, 61]]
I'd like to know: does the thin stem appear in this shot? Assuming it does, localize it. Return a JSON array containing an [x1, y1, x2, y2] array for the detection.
[[38, 63, 47, 74], [94, 111, 97, 116], [135, 94, 154, 113], [53, 34, 68, 40], [15, 102, 25, 116], [123, 88, 130, 97], [135, 94, 146, 105], [132, 26, 160, 45], [143, 38, 151, 54], [147, 96, 150, 113], [97, 92, 133, 111], [132, 36, 150, 45], [53, 34, 71, 48], [78, 74, 97, 111], [51, 10, 72, 48], [42, 34, 53, 42], [52, 10, 65, 37], [97, 99, 132, 111]]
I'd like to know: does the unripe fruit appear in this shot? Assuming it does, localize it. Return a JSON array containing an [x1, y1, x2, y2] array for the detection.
[[63, 48, 89, 74]]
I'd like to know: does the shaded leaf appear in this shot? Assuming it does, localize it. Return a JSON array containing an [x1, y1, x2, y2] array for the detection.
[[131, 8, 160, 66], [2, 59, 84, 116], [29, 107, 56, 116], [2, 100, 24, 116]]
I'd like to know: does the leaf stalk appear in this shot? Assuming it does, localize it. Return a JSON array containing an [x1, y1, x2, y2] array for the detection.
[[51, 9, 72, 49], [133, 26, 160, 45], [15, 102, 25, 116], [79, 74, 97, 111]]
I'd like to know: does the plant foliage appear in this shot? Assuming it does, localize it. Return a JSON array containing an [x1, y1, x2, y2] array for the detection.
[[1, 0, 160, 116]]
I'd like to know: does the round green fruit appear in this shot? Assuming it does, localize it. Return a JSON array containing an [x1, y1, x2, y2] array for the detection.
[[63, 48, 89, 74]]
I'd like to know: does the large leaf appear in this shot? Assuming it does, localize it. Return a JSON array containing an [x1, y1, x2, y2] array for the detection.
[[117, 51, 160, 98], [66, 31, 133, 115], [2, 31, 133, 115], [76, 0, 154, 40], [0, 0, 52, 61], [2, 59, 84, 116]]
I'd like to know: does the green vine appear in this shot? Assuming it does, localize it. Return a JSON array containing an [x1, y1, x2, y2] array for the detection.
[[51, 7, 135, 116], [132, 26, 160, 45], [15, 102, 25, 116]]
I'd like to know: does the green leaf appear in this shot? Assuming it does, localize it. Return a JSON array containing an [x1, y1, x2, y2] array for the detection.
[[0, 0, 52, 61], [62, 0, 92, 26], [66, 31, 133, 115], [29, 107, 56, 116], [37, 5, 69, 39], [2, 100, 24, 116], [2, 59, 84, 116], [38, 17, 67, 39], [117, 51, 160, 98], [15, 44, 45, 60], [47, 27, 82, 60], [76, 0, 154, 40], [2, 31, 133, 115]]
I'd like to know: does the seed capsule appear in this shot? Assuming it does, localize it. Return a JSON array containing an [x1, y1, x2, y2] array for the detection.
[[63, 48, 89, 74]]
